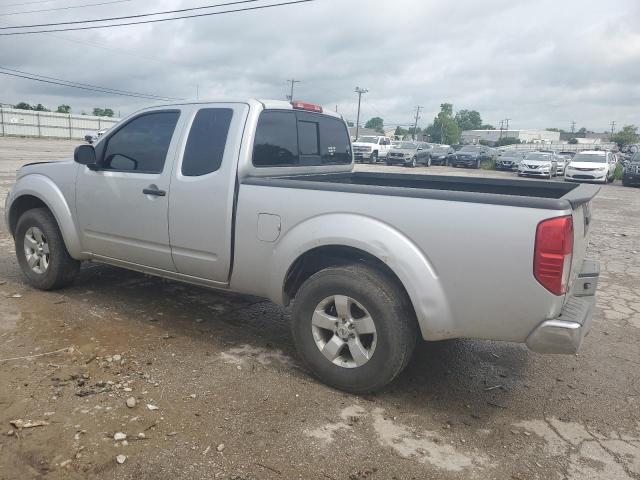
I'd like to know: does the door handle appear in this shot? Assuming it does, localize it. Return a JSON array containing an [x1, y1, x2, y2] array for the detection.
[[143, 187, 166, 197]]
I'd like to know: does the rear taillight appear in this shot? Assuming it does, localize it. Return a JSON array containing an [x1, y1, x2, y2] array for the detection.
[[534, 215, 573, 295], [291, 101, 323, 113]]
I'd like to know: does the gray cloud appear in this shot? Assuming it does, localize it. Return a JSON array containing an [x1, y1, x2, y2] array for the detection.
[[0, 0, 638, 132]]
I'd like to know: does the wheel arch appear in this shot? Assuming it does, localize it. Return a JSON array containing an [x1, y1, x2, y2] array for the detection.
[[269, 213, 453, 340], [8, 174, 84, 259]]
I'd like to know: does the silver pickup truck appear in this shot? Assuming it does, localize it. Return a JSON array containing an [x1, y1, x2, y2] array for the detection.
[[5, 99, 600, 393]]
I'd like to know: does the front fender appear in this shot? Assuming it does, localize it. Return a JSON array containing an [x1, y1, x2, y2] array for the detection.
[[268, 213, 453, 340], [7, 174, 85, 259]]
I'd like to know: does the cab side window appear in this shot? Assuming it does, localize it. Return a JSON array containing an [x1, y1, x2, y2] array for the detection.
[[182, 108, 233, 176], [102, 111, 179, 173]]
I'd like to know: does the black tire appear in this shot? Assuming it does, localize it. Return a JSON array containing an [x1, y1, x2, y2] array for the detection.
[[410, 157, 417, 168], [291, 264, 418, 393], [386, 161, 392, 166], [475, 160, 480, 169], [15, 208, 80, 290], [426, 156, 432, 167], [370, 152, 378, 164]]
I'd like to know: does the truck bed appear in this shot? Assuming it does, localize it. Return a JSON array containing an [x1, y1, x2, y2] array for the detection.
[[243, 172, 600, 210]]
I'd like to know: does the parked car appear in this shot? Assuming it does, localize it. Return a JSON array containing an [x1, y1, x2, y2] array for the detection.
[[564, 150, 616, 183], [622, 151, 640, 187], [429, 144, 455, 165], [352, 135, 392, 163], [386, 141, 431, 167], [559, 151, 576, 159], [496, 150, 524, 171], [518, 152, 558, 179], [84, 128, 108, 144], [450, 145, 488, 168], [5, 98, 601, 393], [556, 154, 571, 175]]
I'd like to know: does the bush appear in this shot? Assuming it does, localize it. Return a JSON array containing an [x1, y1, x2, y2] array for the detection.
[[481, 158, 496, 170], [614, 163, 624, 180]]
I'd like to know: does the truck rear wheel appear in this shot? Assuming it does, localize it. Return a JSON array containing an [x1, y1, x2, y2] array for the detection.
[[15, 208, 80, 290], [291, 264, 417, 393]]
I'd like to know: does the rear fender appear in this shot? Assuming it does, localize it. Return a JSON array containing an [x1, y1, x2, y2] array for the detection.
[[269, 213, 453, 340]]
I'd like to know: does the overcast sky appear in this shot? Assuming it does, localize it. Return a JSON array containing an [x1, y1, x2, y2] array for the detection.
[[0, 0, 638, 132]]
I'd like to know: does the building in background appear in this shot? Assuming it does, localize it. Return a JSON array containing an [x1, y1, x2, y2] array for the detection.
[[461, 129, 560, 145]]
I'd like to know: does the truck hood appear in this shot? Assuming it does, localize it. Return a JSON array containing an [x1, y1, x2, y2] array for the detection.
[[389, 148, 417, 155], [568, 161, 607, 169], [352, 143, 375, 148], [17, 159, 75, 180]]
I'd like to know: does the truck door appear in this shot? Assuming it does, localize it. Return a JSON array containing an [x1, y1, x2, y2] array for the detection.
[[168, 103, 249, 283], [75, 109, 183, 271]]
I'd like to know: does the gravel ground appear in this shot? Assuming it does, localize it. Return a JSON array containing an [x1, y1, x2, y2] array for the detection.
[[0, 137, 639, 480]]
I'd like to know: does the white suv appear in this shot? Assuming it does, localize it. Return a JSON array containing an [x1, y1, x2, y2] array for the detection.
[[352, 136, 392, 163], [565, 151, 617, 183]]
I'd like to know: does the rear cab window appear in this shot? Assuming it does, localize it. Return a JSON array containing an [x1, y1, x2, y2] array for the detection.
[[252, 110, 351, 167]]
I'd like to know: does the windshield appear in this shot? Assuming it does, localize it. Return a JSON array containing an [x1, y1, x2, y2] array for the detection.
[[525, 153, 552, 161], [572, 153, 607, 163], [500, 151, 521, 158], [631, 151, 640, 163], [356, 136, 378, 144], [397, 142, 417, 149], [460, 146, 480, 152]]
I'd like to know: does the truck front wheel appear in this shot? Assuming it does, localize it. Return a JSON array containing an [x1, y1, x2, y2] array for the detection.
[[370, 151, 378, 164], [15, 208, 80, 290], [291, 264, 417, 393]]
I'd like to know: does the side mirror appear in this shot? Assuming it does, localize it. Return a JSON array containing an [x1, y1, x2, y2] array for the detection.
[[74, 144, 98, 169]]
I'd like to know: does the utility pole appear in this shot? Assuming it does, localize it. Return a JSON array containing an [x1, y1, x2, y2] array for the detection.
[[498, 119, 504, 144], [570, 121, 576, 134], [610, 121, 616, 135], [413, 106, 422, 141], [354, 86, 368, 140], [287, 79, 301, 102]]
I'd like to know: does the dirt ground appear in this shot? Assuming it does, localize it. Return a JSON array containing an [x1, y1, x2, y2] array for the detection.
[[0, 137, 639, 480]]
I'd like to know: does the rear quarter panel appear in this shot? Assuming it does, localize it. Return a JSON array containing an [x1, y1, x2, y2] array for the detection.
[[232, 184, 571, 343]]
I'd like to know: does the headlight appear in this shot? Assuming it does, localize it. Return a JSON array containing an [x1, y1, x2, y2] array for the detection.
[[596, 166, 606, 171]]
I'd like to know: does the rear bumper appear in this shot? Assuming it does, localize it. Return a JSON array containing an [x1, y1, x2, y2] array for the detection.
[[526, 259, 599, 354]]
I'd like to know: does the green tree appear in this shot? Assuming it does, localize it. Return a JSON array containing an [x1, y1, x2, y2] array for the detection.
[[394, 126, 408, 138], [568, 138, 578, 144], [34, 104, 49, 112], [364, 117, 384, 133], [56, 104, 71, 114], [93, 108, 114, 117], [454, 109, 482, 131], [346, 120, 354, 127], [14, 102, 33, 110], [611, 125, 639, 149], [545, 127, 566, 133], [480, 124, 495, 130], [425, 103, 460, 144]]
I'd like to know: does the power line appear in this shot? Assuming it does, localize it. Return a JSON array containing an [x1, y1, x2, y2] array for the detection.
[[0, 69, 181, 101], [0, 0, 260, 28], [0, 0, 133, 17], [0, 66, 182, 100], [0, 0, 56, 8], [0, 0, 314, 35]]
